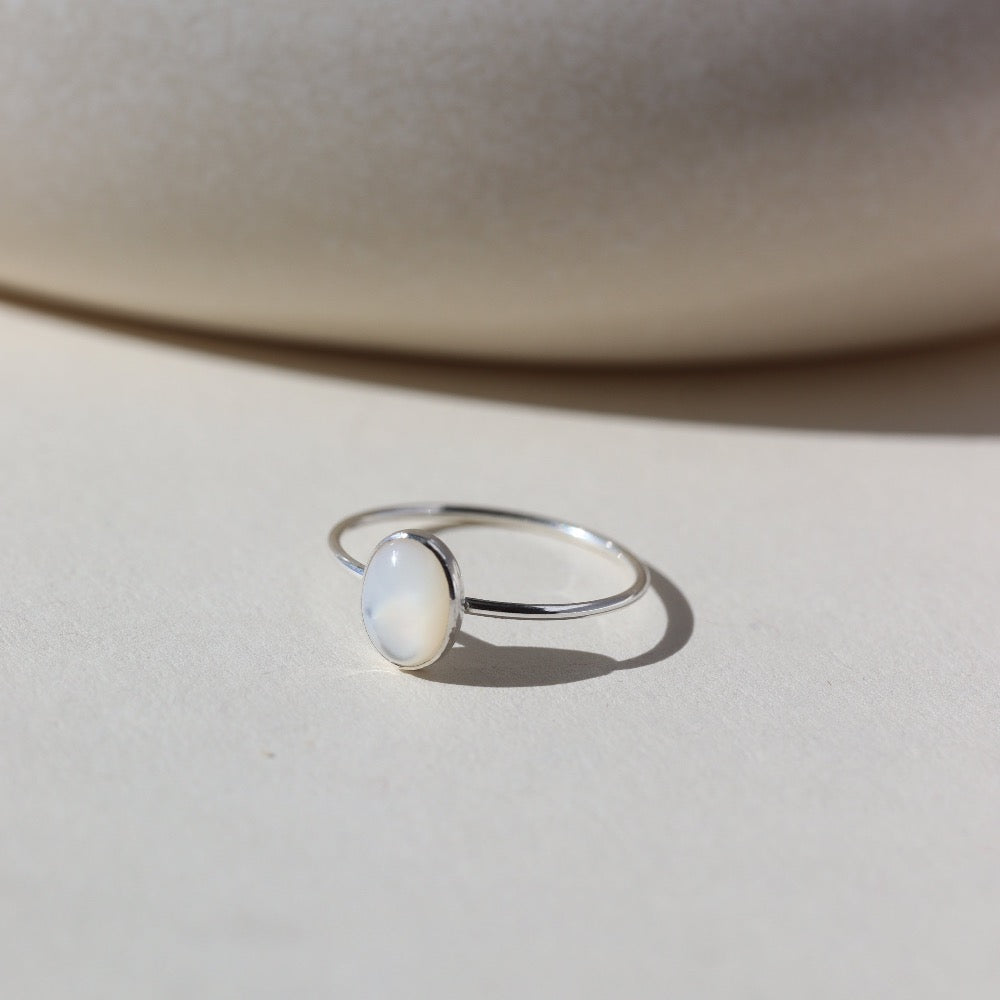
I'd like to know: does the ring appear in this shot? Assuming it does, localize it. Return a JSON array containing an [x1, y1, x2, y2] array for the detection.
[[328, 503, 651, 670]]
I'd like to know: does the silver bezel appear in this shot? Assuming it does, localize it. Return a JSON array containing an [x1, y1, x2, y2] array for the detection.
[[360, 530, 464, 670]]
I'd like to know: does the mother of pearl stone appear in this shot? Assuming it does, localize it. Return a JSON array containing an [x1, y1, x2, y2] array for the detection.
[[361, 533, 460, 669]]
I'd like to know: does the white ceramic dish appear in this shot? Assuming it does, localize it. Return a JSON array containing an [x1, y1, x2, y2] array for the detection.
[[2, 2, 999, 361]]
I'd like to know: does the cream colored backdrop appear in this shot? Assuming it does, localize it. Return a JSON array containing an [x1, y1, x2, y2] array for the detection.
[[2, 1, 1000, 360]]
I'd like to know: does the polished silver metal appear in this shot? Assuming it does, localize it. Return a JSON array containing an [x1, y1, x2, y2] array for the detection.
[[330, 503, 650, 621]]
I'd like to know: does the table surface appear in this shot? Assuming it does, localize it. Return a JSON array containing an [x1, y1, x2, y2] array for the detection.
[[1, 300, 998, 999]]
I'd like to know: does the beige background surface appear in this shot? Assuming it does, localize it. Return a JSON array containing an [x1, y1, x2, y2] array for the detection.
[[3, 1, 1000, 360], [1, 299, 998, 997]]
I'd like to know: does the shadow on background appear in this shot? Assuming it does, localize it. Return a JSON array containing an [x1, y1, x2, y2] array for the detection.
[[414, 566, 694, 688], [3, 287, 1000, 435]]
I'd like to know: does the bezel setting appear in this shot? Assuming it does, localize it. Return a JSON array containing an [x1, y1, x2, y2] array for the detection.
[[360, 530, 464, 669]]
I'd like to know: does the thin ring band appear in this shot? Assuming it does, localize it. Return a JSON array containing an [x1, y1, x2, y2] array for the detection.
[[329, 503, 650, 620]]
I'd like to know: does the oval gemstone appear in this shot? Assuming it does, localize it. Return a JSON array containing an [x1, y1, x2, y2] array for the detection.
[[361, 536, 455, 668]]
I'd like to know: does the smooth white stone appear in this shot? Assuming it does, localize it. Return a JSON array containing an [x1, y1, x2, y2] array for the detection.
[[361, 537, 454, 668]]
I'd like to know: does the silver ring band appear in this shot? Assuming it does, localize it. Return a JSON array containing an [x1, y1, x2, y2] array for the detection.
[[329, 503, 650, 669]]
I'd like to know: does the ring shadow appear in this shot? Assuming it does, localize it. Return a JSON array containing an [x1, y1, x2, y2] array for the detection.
[[412, 565, 693, 688]]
